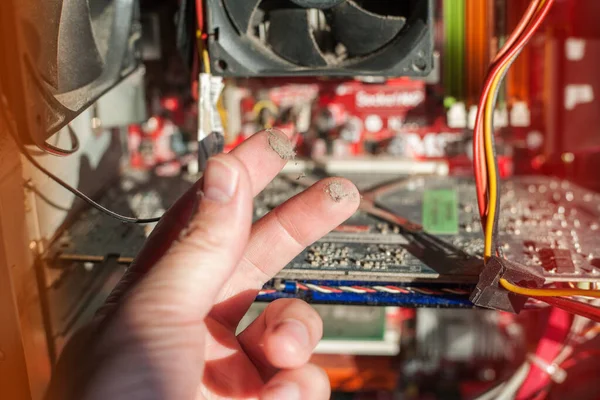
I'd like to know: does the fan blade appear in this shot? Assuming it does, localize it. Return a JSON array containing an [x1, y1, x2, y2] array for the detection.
[[268, 7, 327, 67], [20, 0, 63, 89], [222, 0, 262, 34], [56, 0, 103, 93], [289, 0, 344, 9], [329, 0, 406, 57]]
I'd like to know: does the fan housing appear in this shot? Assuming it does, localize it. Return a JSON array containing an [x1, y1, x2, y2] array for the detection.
[[206, 0, 433, 77], [0, 0, 141, 145]]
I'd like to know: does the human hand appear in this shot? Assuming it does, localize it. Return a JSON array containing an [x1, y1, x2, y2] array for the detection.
[[46, 129, 360, 400]]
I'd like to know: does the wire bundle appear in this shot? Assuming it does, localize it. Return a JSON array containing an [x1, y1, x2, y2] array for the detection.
[[473, 0, 600, 322], [476, 304, 600, 400], [39, 125, 80, 156], [470, 3, 600, 395], [474, 0, 554, 260], [196, 0, 211, 74], [0, 0, 211, 224], [0, 98, 162, 224]]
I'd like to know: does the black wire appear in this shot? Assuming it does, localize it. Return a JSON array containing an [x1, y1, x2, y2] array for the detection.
[[39, 124, 80, 156], [490, 130, 502, 254], [53, 126, 62, 145], [487, 54, 517, 255], [0, 99, 161, 224]]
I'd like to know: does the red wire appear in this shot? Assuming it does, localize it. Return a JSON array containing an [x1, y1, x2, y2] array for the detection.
[[474, 0, 546, 220], [191, 0, 205, 99], [473, 0, 546, 221], [533, 296, 600, 324], [514, 295, 600, 399], [516, 295, 600, 398], [474, 137, 487, 221], [516, 307, 572, 400], [494, 1, 542, 64], [477, 0, 541, 220], [37, 125, 80, 156], [195, 0, 204, 33], [474, 0, 541, 220], [39, 142, 76, 157]]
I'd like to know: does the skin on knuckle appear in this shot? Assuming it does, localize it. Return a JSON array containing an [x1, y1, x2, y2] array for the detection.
[[238, 254, 275, 288], [272, 206, 305, 249]]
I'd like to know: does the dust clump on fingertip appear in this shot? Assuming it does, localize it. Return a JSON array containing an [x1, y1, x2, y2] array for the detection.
[[324, 180, 356, 203], [267, 129, 296, 160]]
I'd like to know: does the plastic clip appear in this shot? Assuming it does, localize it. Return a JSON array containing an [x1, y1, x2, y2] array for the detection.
[[527, 353, 567, 384]]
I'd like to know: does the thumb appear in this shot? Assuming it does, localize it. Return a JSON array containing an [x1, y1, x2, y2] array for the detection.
[[126, 153, 254, 324], [52, 155, 253, 400]]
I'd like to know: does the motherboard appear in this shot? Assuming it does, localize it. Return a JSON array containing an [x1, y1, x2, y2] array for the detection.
[[376, 175, 600, 283], [254, 174, 600, 284], [46, 172, 600, 307]]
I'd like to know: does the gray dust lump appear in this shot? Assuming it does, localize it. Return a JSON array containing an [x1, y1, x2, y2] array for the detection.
[[268, 129, 296, 160], [325, 181, 354, 202]]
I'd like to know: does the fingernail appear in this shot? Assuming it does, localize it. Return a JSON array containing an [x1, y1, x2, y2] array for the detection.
[[262, 382, 301, 400], [203, 157, 238, 203], [273, 319, 310, 349]]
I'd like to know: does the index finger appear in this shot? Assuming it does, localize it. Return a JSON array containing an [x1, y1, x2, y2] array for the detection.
[[134, 129, 293, 266], [97, 129, 294, 319]]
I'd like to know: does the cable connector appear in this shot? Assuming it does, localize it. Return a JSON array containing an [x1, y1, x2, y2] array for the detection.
[[470, 256, 545, 313]]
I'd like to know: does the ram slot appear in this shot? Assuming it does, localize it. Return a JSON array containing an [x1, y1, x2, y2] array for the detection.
[[465, 0, 492, 106], [506, 0, 531, 104], [443, 0, 466, 102]]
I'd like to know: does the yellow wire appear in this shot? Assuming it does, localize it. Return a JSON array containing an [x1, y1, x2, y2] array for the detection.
[[197, 30, 211, 75], [482, 0, 548, 259], [499, 279, 600, 298], [252, 100, 279, 118], [202, 49, 211, 75], [485, 1, 597, 301], [482, 65, 507, 259]]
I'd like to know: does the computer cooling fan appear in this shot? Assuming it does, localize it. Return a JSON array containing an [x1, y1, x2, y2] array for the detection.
[[207, 0, 433, 77], [0, 0, 141, 145]]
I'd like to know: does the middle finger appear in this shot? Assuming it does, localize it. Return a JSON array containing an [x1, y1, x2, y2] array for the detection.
[[213, 178, 360, 326]]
